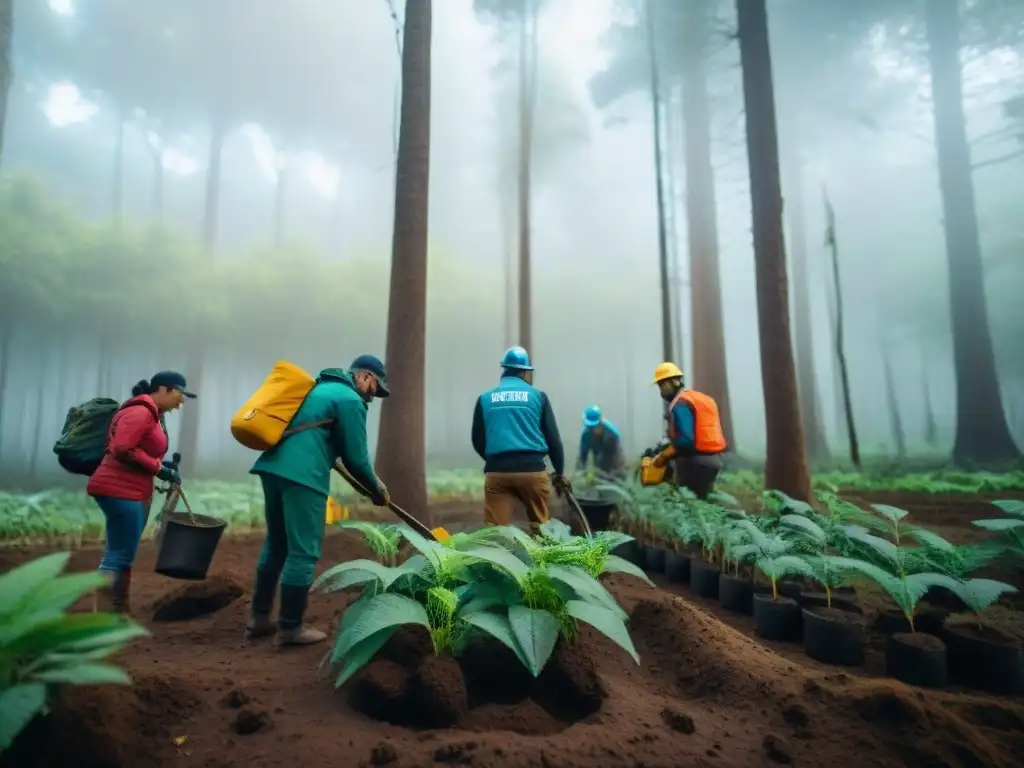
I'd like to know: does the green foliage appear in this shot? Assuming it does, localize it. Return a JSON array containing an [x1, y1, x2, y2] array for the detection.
[[0, 553, 148, 752], [312, 522, 647, 687]]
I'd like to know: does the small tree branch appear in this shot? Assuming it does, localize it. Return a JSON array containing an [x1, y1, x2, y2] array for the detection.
[[972, 148, 1024, 171]]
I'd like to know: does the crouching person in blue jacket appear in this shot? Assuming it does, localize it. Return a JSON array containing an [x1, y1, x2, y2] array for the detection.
[[577, 405, 627, 479]]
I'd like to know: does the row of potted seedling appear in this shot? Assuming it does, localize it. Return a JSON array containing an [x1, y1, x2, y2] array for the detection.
[[603, 484, 1024, 695]]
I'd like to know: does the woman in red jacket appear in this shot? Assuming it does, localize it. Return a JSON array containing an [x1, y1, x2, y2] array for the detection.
[[87, 371, 196, 612]]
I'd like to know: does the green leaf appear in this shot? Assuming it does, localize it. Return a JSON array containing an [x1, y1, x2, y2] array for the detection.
[[32, 662, 132, 685], [57, 623, 149, 653], [0, 684, 47, 752], [601, 554, 655, 586], [871, 504, 909, 523], [778, 514, 827, 544], [906, 527, 955, 552], [396, 525, 447, 569], [972, 518, 1024, 532], [311, 559, 406, 594], [457, 582, 517, 616], [949, 578, 1018, 614], [460, 546, 530, 579], [0, 552, 71, 616], [334, 593, 430, 661], [991, 499, 1024, 518], [565, 599, 640, 664], [507, 606, 560, 677], [546, 564, 628, 619], [333, 626, 400, 687], [6, 613, 142, 655], [461, 610, 532, 672]]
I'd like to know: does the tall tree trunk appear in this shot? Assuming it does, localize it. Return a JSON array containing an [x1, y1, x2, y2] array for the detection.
[[736, 0, 811, 501], [823, 192, 861, 468], [921, 351, 938, 445], [780, 129, 828, 462], [501, 182, 516, 347], [664, 84, 685, 367], [516, 2, 537, 353], [375, 0, 432, 520], [681, 4, 735, 448], [177, 120, 227, 477], [0, 0, 13, 166], [881, 339, 906, 458], [645, 0, 673, 363], [925, 0, 1020, 464]]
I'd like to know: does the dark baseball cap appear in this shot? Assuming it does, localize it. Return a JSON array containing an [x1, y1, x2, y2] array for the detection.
[[349, 354, 390, 398], [150, 371, 197, 399]]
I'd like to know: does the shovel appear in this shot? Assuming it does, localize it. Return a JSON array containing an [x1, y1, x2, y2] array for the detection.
[[557, 480, 594, 538], [332, 461, 451, 544]]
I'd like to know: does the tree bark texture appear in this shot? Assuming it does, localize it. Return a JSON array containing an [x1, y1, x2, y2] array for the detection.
[[925, 0, 1020, 464], [375, 0, 432, 521], [736, 0, 811, 500]]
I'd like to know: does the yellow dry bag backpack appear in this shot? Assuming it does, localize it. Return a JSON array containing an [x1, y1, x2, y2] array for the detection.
[[230, 360, 328, 451]]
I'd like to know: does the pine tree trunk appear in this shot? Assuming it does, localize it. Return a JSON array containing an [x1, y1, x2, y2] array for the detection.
[[374, 0, 432, 521], [516, 2, 537, 354], [925, 0, 1020, 464], [681, 5, 735, 448], [736, 0, 811, 501]]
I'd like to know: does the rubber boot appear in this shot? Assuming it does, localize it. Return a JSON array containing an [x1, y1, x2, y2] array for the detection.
[[110, 569, 131, 614], [244, 569, 280, 641], [275, 585, 327, 647]]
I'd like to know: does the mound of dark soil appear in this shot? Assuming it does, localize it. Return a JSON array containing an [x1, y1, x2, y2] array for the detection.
[[348, 626, 606, 733], [1, 675, 198, 768], [151, 573, 244, 622]]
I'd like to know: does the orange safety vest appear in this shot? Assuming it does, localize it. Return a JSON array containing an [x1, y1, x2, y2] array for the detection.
[[667, 390, 728, 454]]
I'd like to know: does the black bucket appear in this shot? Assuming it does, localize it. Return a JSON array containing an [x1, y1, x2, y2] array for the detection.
[[576, 499, 616, 533], [155, 512, 227, 580]]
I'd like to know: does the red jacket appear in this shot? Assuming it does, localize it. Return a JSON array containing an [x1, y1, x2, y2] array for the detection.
[[87, 395, 169, 501]]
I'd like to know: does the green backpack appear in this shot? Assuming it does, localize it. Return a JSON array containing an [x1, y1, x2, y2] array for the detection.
[[53, 398, 123, 476]]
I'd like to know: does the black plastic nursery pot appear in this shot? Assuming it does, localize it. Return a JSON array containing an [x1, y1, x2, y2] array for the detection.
[[753, 594, 802, 642], [872, 607, 948, 637], [576, 499, 616, 533], [612, 539, 645, 569], [689, 559, 720, 599], [718, 573, 754, 615], [664, 552, 690, 584], [943, 622, 1024, 695], [155, 512, 227, 580], [802, 607, 865, 667], [644, 546, 667, 574], [886, 632, 948, 688]]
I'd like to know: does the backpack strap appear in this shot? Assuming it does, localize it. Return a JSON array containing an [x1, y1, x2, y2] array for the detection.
[[281, 419, 334, 440]]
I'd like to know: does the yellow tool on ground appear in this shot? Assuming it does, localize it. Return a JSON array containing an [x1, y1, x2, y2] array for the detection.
[[639, 455, 667, 487], [332, 461, 451, 544], [325, 497, 349, 524]]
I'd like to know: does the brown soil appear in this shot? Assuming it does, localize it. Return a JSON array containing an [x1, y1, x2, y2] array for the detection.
[[892, 632, 946, 651], [151, 573, 245, 622], [808, 606, 865, 625], [1, 495, 1024, 766]]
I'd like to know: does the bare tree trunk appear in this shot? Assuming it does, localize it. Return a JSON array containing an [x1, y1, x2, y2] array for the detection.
[[921, 351, 938, 445], [823, 192, 861, 469], [645, 0, 674, 363], [925, 0, 1020, 464], [177, 120, 227, 477], [780, 130, 828, 462], [681, 4, 735, 447], [664, 84, 685, 368], [881, 338, 906, 458], [736, 0, 811, 501], [0, 0, 14, 166], [375, 0, 432, 520], [516, 2, 537, 353]]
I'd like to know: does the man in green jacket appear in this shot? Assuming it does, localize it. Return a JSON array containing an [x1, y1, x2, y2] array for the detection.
[[245, 355, 391, 647]]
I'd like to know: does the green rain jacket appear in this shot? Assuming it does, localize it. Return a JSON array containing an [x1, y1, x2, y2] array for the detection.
[[251, 368, 379, 497]]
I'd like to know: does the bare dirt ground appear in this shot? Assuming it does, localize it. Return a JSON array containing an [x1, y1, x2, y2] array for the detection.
[[2, 494, 1024, 768]]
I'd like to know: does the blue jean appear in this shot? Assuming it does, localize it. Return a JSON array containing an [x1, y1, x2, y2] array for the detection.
[[93, 495, 146, 573]]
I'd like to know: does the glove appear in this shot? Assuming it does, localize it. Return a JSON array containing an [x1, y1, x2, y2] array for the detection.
[[157, 464, 181, 485], [552, 474, 571, 496], [371, 484, 391, 508]]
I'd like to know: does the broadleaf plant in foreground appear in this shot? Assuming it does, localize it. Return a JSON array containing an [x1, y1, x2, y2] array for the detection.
[[312, 523, 649, 687], [0, 553, 149, 753]]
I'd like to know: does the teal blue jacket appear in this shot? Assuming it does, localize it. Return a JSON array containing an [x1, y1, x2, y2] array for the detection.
[[251, 368, 379, 496]]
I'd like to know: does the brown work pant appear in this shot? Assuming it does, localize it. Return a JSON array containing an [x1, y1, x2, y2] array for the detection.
[[484, 471, 551, 533]]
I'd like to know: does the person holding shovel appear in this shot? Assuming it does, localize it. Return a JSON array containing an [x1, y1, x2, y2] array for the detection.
[[87, 372, 194, 613], [649, 361, 727, 499], [471, 346, 568, 533], [245, 355, 391, 647], [577, 405, 627, 479]]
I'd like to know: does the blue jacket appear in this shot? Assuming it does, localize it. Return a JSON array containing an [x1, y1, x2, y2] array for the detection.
[[471, 375, 565, 475], [669, 401, 696, 453], [578, 421, 626, 474]]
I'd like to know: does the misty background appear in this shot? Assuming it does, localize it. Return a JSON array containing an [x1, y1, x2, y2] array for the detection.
[[0, 0, 1021, 486]]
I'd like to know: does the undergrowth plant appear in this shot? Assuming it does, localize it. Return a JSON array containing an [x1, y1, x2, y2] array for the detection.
[[312, 523, 648, 687], [0, 553, 148, 752]]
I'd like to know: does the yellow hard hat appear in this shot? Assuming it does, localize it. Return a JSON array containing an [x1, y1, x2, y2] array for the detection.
[[652, 361, 684, 384]]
